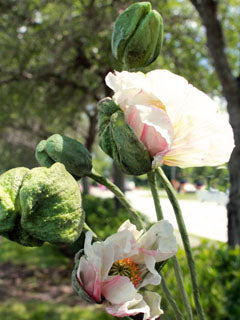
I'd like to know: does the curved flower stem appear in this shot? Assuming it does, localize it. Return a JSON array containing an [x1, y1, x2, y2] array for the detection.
[[157, 167, 205, 320], [87, 169, 144, 230], [160, 275, 185, 320], [147, 170, 193, 320], [147, 170, 164, 220], [172, 255, 193, 320], [83, 222, 98, 239]]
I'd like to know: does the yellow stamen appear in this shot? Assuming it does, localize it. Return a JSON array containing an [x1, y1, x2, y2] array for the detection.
[[109, 258, 141, 287]]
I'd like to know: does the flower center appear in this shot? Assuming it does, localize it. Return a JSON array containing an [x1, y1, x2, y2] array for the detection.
[[109, 258, 141, 287]]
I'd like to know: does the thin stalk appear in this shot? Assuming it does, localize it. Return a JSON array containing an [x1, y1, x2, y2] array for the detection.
[[160, 275, 185, 320], [172, 256, 193, 320], [87, 169, 144, 230], [147, 170, 193, 320], [157, 167, 205, 320], [147, 170, 164, 220], [83, 223, 98, 239]]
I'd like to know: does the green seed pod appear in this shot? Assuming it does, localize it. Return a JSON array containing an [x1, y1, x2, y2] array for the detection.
[[20, 163, 84, 245], [35, 134, 92, 177], [35, 140, 55, 168], [98, 98, 152, 175], [112, 2, 163, 68], [0, 167, 30, 233], [3, 215, 43, 247]]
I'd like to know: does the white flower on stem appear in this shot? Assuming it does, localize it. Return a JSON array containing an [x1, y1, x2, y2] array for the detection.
[[76, 219, 177, 319], [105, 70, 234, 168]]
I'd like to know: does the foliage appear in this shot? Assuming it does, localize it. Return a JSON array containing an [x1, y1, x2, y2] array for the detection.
[[161, 241, 240, 319], [1, 0, 238, 171]]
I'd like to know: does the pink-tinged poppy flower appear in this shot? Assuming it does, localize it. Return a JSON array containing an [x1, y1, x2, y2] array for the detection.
[[76, 220, 177, 319], [105, 70, 234, 168]]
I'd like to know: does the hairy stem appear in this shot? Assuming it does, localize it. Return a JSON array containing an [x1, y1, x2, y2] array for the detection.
[[160, 275, 185, 320], [147, 169, 193, 320], [157, 167, 205, 320]]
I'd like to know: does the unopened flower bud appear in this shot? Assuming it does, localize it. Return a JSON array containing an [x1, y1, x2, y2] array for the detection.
[[98, 98, 152, 175], [0, 167, 30, 233], [0, 167, 43, 247], [112, 2, 163, 68], [35, 134, 92, 177], [20, 163, 84, 245]]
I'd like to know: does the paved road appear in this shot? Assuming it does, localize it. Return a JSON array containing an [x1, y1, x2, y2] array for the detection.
[[91, 188, 227, 242]]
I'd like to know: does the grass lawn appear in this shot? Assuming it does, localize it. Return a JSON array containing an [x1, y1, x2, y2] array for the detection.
[[0, 237, 113, 320]]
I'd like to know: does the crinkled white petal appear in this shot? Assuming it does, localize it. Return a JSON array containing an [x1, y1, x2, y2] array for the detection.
[[142, 291, 164, 320], [138, 270, 161, 289], [104, 229, 139, 261], [118, 219, 144, 240], [105, 293, 150, 319], [102, 275, 137, 305], [138, 220, 178, 260]]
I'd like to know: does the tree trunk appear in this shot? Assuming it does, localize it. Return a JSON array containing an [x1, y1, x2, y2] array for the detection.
[[190, 0, 240, 247], [228, 147, 240, 246]]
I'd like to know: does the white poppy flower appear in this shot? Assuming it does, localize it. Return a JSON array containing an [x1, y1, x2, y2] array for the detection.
[[105, 70, 234, 168], [76, 219, 177, 319]]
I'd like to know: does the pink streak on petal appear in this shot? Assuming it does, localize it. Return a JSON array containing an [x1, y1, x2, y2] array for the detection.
[[77, 258, 101, 302], [140, 124, 170, 156], [139, 248, 158, 257]]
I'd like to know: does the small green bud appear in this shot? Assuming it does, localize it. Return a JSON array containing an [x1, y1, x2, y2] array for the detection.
[[35, 140, 55, 168], [112, 2, 163, 68], [98, 98, 152, 176], [35, 134, 92, 177], [20, 163, 85, 245]]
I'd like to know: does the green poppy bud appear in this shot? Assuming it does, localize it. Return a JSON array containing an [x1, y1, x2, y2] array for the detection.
[[0, 167, 43, 247], [3, 216, 43, 247], [0, 167, 30, 233], [112, 2, 163, 68], [35, 140, 55, 168], [98, 98, 152, 175], [35, 134, 92, 177], [20, 163, 84, 245]]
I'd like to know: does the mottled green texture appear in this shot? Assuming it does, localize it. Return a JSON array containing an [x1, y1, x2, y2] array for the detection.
[[112, 2, 163, 68], [0, 167, 30, 233], [72, 249, 96, 304], [20, 163, 84, 244], [35, 140, 55, 168], [98, 98, 152, 175], [3, 215, 43, 247], [35, 134, 92, 177]]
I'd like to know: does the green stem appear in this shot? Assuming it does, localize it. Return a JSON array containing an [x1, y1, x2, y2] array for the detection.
[[147, 169, 193, 320], [83, 223, 98, 239], [160, 275, 185, 320], [87, 169, 144, 230], [157, 167, 205, 320], [147, 170, 164, 220], [172, 256, 193, 320]]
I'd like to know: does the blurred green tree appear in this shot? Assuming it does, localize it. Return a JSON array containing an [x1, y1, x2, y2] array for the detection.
[[0, 0, 239, 243]]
